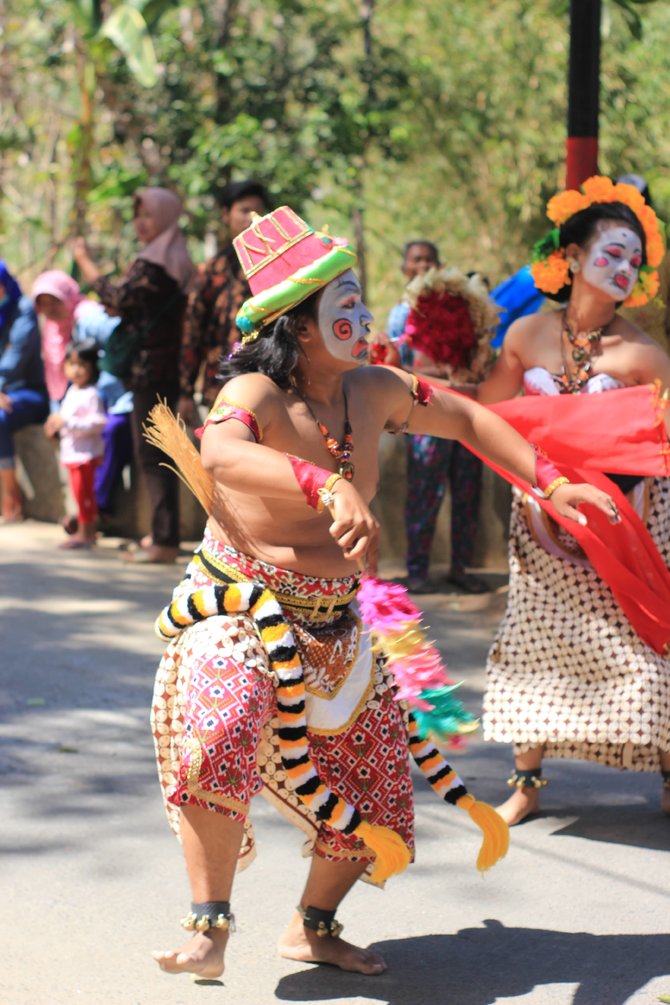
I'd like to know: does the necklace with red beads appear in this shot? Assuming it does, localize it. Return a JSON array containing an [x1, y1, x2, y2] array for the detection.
[[294, 389, 355, 480]]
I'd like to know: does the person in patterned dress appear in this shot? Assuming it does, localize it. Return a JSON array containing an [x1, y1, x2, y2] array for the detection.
[[473, 177, 670, 825], [150, 206, 614, 981], [74, 187, 194, 563], [178, 180, 270, 425]]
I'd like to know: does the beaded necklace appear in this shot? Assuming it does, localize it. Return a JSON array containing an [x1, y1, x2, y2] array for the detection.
[[556, 310, 612, 394], [295, 389, 355, 480]]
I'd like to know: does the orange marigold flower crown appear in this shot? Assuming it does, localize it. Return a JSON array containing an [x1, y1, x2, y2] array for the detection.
[[529, 175, 665, 308]]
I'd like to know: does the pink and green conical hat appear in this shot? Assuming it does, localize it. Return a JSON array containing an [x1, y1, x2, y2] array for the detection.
[[233, 206, 357, 340]]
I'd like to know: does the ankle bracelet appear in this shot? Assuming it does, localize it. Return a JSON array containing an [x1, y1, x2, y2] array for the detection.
[[180, 901, 235, 933], [297, 904, 343, 939], [507, 769, 548, 790]]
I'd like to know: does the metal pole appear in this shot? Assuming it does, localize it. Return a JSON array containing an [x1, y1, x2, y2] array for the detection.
[[566, 0, 601, 188]]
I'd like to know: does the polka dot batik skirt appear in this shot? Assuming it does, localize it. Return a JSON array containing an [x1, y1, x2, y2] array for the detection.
[[483, 478, 670, 772]]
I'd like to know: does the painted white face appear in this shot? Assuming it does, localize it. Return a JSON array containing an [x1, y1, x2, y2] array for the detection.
[[317, 270, 374, 363], [582, 224, 643, 301]]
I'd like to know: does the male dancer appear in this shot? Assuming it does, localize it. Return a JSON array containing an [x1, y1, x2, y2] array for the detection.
[[151, 207, 615, 979]]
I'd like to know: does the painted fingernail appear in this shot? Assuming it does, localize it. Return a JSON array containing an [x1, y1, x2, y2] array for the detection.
[[578, 514, 588, 526]]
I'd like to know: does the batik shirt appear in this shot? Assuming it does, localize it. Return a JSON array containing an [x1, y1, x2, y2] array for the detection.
[[179, 248, 250, 407], [93, 259, 184, 390]]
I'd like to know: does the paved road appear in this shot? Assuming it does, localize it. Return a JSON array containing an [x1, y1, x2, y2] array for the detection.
[[1, 521, 669, 1005]]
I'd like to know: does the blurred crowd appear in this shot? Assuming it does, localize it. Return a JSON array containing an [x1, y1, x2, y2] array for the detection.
[[0, 179, 269, 562], [3, 172, 669, 585]]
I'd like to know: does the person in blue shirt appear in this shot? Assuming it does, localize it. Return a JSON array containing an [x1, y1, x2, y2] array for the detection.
[[489, 265, 545, 349], [0, 262, 49, 522]]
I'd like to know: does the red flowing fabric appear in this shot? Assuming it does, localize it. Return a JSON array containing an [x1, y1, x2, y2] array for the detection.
[[435, 382, 670, 654], [489, 382, 670, 477]]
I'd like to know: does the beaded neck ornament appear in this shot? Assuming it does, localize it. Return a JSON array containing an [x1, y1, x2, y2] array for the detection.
[[295, 389, 355, 479], [556, 310, 611, 393]]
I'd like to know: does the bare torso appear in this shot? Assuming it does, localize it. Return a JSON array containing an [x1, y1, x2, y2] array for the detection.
[[200, 335, 618, 578], [205, 367, 408, 577]]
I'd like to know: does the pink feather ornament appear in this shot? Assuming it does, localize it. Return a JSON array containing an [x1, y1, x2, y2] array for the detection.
[[357, 575, 478, 742]]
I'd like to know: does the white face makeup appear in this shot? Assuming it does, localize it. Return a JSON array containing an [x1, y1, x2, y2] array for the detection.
[[581, 224, 643, 301], [317, 269, 374, 363]]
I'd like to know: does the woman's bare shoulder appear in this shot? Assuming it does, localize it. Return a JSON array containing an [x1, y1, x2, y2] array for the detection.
[[507, 308, 562, 341], [613, 312, 661, 347]]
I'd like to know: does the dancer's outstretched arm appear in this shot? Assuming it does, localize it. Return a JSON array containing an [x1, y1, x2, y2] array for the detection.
[[376, 365, 618, 525]]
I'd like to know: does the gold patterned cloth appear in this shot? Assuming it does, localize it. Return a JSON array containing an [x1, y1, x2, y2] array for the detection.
[[483, 479, 670, 771]]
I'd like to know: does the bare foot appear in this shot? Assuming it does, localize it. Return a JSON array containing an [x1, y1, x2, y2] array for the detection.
[[152, 928, 230, 978], [278, 911, 386, 975], [59, 535, 94, 550], [496, 786, 541, 826]]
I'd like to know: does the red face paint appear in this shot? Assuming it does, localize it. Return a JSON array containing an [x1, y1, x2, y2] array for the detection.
[[333, 318, 353, 340]]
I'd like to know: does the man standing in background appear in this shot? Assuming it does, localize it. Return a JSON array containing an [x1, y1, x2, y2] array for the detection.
[[178, 180, 270, 424]]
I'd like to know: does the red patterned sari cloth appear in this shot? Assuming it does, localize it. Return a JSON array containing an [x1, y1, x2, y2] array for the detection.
[[151, 529, 414, 879]]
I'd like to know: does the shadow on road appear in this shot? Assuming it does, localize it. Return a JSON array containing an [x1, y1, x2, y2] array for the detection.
[[548, 803, 670, 852], [275, 919, 670, 1005]]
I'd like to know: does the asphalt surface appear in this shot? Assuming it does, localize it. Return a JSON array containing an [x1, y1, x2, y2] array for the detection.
[[1, 521, 669, 1005]]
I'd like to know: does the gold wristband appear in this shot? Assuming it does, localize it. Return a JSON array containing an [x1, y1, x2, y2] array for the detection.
[[317, 473, 343, 513], [542, 476, 570, 499]]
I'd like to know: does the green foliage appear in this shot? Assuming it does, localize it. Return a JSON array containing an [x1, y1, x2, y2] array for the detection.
[[0, 0, 666, 318], [100, 4, 159, 87]]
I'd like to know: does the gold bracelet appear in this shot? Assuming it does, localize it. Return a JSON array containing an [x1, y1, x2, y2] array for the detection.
[[542, 476, 570, 499], [317, 473, 343, 513]]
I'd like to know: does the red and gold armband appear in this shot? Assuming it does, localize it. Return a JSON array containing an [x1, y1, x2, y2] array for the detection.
[[533, 448, 570, 499], [195, 397, 262, 442], [411, 374, 432, 406], [287, 455, 343, 512], [387, 375, 433, 435]]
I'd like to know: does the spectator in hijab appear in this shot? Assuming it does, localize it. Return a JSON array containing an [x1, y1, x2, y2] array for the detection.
[[73, 186, 194, 563], [32, 271, 104, 411]]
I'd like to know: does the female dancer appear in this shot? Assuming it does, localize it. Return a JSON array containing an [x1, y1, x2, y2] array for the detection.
[[476, 177, 670, 824]]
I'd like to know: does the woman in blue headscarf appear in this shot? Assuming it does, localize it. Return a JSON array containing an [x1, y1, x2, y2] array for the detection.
[[0, 261, 49, 521]]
